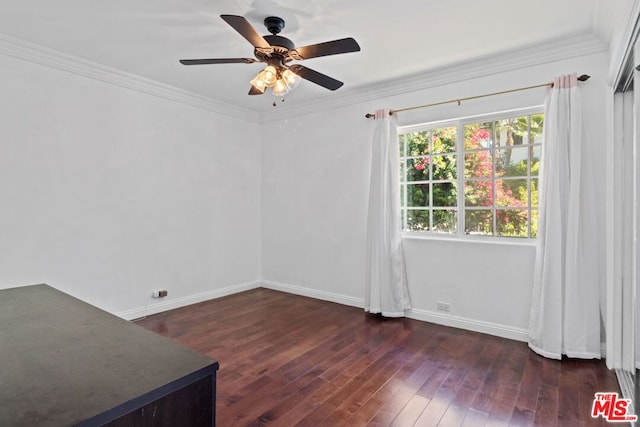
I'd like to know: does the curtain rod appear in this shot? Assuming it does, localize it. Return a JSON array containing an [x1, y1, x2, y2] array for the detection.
[[365, 74, 591, 119]]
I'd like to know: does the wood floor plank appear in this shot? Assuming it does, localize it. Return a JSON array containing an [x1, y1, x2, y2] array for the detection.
[[390, 394, 430, 426], [437, 386, 477, 427], [514, 352, 543, 412], [134, 288, 621, 427], [533, 384, 559, 427], [296, 343, 409, 425], [412, 396, 450, 426], [343, 346, 441, 425], [509, 406, 536, 426], [460, 408, 489, 427], [324, 350, 408, 423]]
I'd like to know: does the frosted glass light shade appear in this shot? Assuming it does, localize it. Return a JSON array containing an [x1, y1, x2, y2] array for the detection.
[[282, 69, 301, 90], [249, 74, 266, 93], [272, 78, 290, 96], [250, 65, 301, 96], [261, 65, 277, 87]]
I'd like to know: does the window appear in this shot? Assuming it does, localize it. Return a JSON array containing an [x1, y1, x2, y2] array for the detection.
[[399, 109, 543, 238]]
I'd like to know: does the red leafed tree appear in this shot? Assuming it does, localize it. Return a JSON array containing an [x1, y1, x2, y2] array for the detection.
[[464, 125, 529, 236]]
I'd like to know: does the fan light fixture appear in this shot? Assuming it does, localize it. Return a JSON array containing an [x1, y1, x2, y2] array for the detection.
[[250, 64, 301, 96], [179, 15, 361, 98]]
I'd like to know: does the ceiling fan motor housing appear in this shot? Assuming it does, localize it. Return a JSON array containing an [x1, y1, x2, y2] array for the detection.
[[253, 35, 294, 63], [264, 16, 285, 34], [251, 17, 294, 62]]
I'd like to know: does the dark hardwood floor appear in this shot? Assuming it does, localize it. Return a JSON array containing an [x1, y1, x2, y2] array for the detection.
[[135, 288, 620, 426]]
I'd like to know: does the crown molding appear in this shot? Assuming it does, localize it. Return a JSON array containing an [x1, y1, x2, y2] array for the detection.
[[0, 31, 606, 125], [0, 33, 260, 123], [261, 32, 606, 122]]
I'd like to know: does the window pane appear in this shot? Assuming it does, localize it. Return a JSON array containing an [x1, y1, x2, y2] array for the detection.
[[496, 209, 529, 237], [464, 150, 492, 178], [465, 122, 493, 150], [495, 116, 529, 149], [465, 209, 493, 236], [432, 127, 457, 154], [433, 210, 457, 233], [496, 147, 529, 177], [405, 131, 431, 156], [432, 154, 457, 180], [432, 182, 456, 207], [530, 114, 544, 144], [531, 209, 538, 238], [531, 178, 539, 208], [406, 210, 430, 232], [531, 145, 541, 176], [464, 180, 493, 206], [399, 110, 542, 239], [496, 179, 527, 207], [406, 157, 430, 182], [407, 183, 430, 207]]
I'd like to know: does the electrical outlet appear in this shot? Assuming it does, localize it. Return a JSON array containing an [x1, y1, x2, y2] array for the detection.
[[436, 301, 450, 312], [152, 290, 168, 298]]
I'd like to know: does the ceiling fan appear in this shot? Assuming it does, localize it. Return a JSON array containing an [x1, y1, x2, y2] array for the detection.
[[179, 15, 361, 97]]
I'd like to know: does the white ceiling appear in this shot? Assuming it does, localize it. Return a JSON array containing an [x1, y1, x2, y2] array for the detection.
[[0, 0, 628, 114]]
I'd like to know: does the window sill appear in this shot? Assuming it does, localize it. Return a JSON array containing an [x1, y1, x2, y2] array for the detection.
[[401, 232, 538, 247]]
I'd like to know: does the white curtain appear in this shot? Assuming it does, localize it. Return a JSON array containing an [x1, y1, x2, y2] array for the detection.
[[528, 74, 601, 359], [364, 109, 411, 317], [605, 91, 634, 371]]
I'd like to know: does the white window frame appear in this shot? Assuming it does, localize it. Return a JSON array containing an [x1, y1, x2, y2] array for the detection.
[[398, 106, 543, 240]]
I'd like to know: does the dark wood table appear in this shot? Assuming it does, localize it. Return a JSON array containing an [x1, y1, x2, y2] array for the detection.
[[0, 284, 219, 426]]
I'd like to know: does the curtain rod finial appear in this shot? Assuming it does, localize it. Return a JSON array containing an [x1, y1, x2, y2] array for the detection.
[[366, 112, 394, 119]]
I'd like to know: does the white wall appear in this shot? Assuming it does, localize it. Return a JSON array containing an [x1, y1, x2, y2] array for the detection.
[[0, 42, 609, 341], [261, 50, 608, 340], [0, 54, 261, 316]]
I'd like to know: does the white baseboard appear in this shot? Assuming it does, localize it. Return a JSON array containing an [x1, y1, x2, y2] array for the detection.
[[116, 279, 611, 355], [260, 280, 528, 342], [261, 280, 364, 308], [116, 278, 529, 344], [115, 280, 261, 320], [406, 308, 529, 342]]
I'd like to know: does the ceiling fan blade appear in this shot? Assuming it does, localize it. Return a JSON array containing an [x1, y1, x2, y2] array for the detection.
[[179, 58, 257, 65], [288, 64, 344, 91], [248, 85, 264, 95], [292, 38, 360, 60], [220, 15, 271, 49]]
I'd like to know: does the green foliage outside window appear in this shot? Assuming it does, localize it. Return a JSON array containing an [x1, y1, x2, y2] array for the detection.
[[399, 113, 542, 238]]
